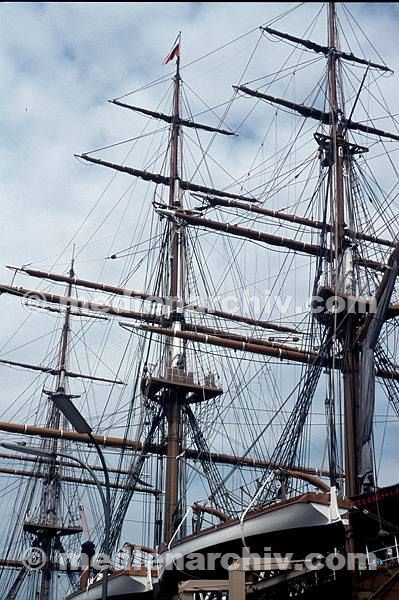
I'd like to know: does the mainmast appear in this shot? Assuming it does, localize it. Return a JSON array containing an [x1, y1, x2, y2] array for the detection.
[[164, 35, 185, 542], [234, 3, 399, 500], [326, 2, 359, 498]]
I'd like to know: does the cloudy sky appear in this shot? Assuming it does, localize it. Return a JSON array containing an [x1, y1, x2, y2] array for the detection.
[[1, 2, 398, 271]]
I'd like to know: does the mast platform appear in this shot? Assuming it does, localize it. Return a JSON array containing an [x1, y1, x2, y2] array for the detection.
[[141, 367, 223, 402], [23, 519, 82, 537]]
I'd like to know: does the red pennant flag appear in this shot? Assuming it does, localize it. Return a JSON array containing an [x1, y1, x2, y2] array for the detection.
[[163, 43, 180, 65]]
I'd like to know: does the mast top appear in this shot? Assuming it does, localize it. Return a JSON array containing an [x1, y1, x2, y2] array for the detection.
[[163, 33, 181, 73], [261, 8, 392, 73]]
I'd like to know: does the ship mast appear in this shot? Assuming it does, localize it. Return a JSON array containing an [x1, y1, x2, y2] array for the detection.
[[231, 3, 399, 501], [3, 257, 83, 600], [164, 35, 185, 542], [38, 256, 78, 600], [328, 1, 345, 278], [326, 1, 358, 497]]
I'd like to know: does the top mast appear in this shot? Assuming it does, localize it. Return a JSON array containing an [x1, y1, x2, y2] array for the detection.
[[56, 256, 75, 392], [328, 1, 346, 289], [168, 34, 184, 356]]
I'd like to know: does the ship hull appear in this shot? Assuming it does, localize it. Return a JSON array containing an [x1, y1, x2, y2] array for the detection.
[[67, 494, 349, 600], [157, 491, 350, 599], [165, 495, 345, 562], [160, 492, 349, 573]]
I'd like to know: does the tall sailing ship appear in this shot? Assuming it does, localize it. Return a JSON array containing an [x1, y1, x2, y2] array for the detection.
[[1, 2, 399, 599]]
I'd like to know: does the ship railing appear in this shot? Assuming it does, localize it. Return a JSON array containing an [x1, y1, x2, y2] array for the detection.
[[145, 358, 221, 389], [163, 366, 220, 388], [365, 537, 399, 569], [113, 543, 157, 569], [24, 512, 80, 530]]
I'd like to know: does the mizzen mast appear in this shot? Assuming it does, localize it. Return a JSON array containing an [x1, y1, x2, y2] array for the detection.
[[21, 257, 83, 600]]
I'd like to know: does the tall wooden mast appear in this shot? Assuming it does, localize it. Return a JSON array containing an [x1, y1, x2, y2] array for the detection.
[[328, 1, 345, 272], [164, 36, 184, 543], [37, 256, 78, 600], [327, 2, 359, 497]]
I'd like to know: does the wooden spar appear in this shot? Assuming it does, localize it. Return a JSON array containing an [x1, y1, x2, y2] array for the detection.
[[234, 85, 399, 142], [261, 26, 392, 72], [347, 120, 399, 142], [0, 559, 28, 570], [137, 323, 321, 364], [37, 260, 75, 600], [327, 1, 346, 281], [197, 193, 330, 230], [0, 465, 160, 494], [5, 259, 388, 301], [273, 468, 330, 493], [109, 100, 236, 136], [0, 420, 336, 477], [0, 451, 143, 478], [235, 86, 331, 122], [386, 304, 399, 319], [35, 258, 84, 600], [135, 323, 399, 382], [168, 210, 329, 258], [191, 306, 299, 334], [192, 502, 229, 523], [183, 323, 300, 345], [6, 266, 300, 334], [196, 195, 396, 249], [0, 358, 125, 385], [122, 543, 156, 555], [354, 257, 386, 272], [56, 259, 74, 393], [0, 283, 163, 323], [76, 154, 258, 202], [123, 321, 299, 350], [30, 303, 109, 320], [6, 265, 151, 299], [347, 229, 396, 249], [0, 558, 81, 571], [328, 0, 356, 498]]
